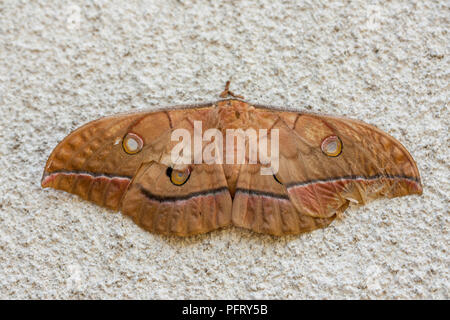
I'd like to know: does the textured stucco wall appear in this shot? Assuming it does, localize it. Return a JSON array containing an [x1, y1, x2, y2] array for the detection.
[[0, 0, 448, 299]]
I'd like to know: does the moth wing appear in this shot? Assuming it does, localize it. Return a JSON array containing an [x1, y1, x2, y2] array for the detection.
[[232, 163, 335, 236], [41, 104, 216, 212], [262, 109, 422, 219], [121, 162, 232, 236]]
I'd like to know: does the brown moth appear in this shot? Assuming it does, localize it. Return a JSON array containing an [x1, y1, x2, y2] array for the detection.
[[42, 83, 422, 236]]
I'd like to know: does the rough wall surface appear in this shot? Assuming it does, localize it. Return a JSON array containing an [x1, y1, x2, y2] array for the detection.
[[0, 0, 448, 299]]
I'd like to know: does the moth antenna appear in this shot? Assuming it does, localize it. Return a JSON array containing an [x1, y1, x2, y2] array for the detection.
[[219, 80, 244, 100]]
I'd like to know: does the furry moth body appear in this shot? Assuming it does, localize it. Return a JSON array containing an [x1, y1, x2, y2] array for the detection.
[[42, 98, 422, 236]]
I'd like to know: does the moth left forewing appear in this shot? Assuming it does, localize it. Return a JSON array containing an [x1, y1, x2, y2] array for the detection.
[[42, 111, 151, 210], [41, 105, 216, 213]]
